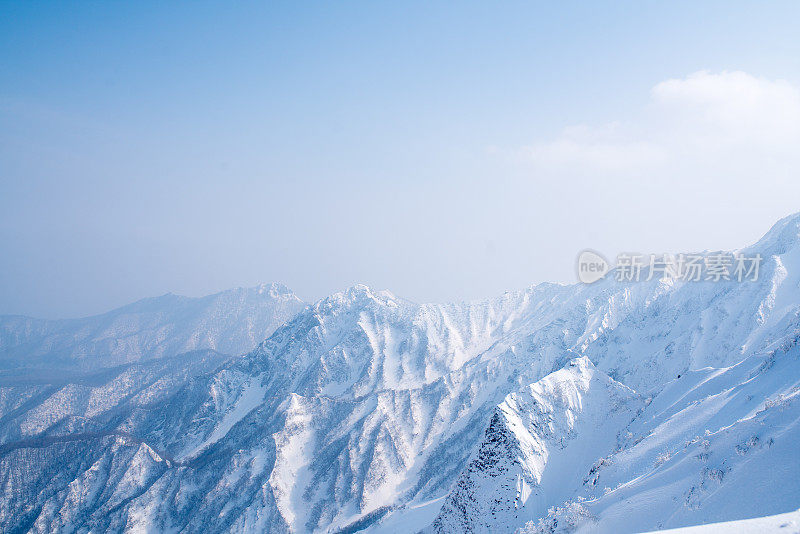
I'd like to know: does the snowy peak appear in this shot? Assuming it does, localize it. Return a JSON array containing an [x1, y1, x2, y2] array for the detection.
[[747, 211, 800, 256], [311, 284, 408, 318], [255, 281, 298, 298], [500, 356, 638, 448], [431, 357, 642, 533]]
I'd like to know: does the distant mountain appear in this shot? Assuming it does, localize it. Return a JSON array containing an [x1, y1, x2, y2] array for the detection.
[[0, 283, 306, 368], [1, 215, 800, 533]]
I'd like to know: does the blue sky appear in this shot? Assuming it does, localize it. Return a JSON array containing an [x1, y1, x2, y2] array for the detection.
[[2, 1, 800, 317]]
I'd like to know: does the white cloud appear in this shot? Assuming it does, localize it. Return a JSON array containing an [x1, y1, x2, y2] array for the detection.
[[523, 122, 664, 173], [652, 71, 800, 130], [521, 71, 800, 180]]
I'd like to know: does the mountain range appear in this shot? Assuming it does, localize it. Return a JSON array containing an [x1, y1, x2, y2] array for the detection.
[[1, 215, 800, 533]]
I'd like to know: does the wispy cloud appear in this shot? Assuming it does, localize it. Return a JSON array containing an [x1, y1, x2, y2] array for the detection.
[[518, 71, 800, 181]]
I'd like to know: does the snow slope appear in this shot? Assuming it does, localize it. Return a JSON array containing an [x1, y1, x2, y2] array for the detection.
[[642, 508, 800, 533], [432, 331, 800, 533]]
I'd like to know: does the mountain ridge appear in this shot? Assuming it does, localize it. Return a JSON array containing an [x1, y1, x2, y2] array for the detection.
[[0, 283, 306, 369], [1, 213, 800, 532]]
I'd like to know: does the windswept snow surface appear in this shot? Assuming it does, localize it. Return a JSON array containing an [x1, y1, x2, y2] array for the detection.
[[3, 214, 800, 532], [641, 508, 800, 533]]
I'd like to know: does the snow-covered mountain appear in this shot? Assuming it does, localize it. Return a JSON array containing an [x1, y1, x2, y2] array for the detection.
[[2, 214, 800, 533], [431, 356, 643, 533], [0, 283, 305, 369], [433, 337, 800, 534]]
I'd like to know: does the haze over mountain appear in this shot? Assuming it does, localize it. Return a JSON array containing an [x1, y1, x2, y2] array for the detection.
[[2, 214, 800, 533], [0, 283, 305, 369]]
